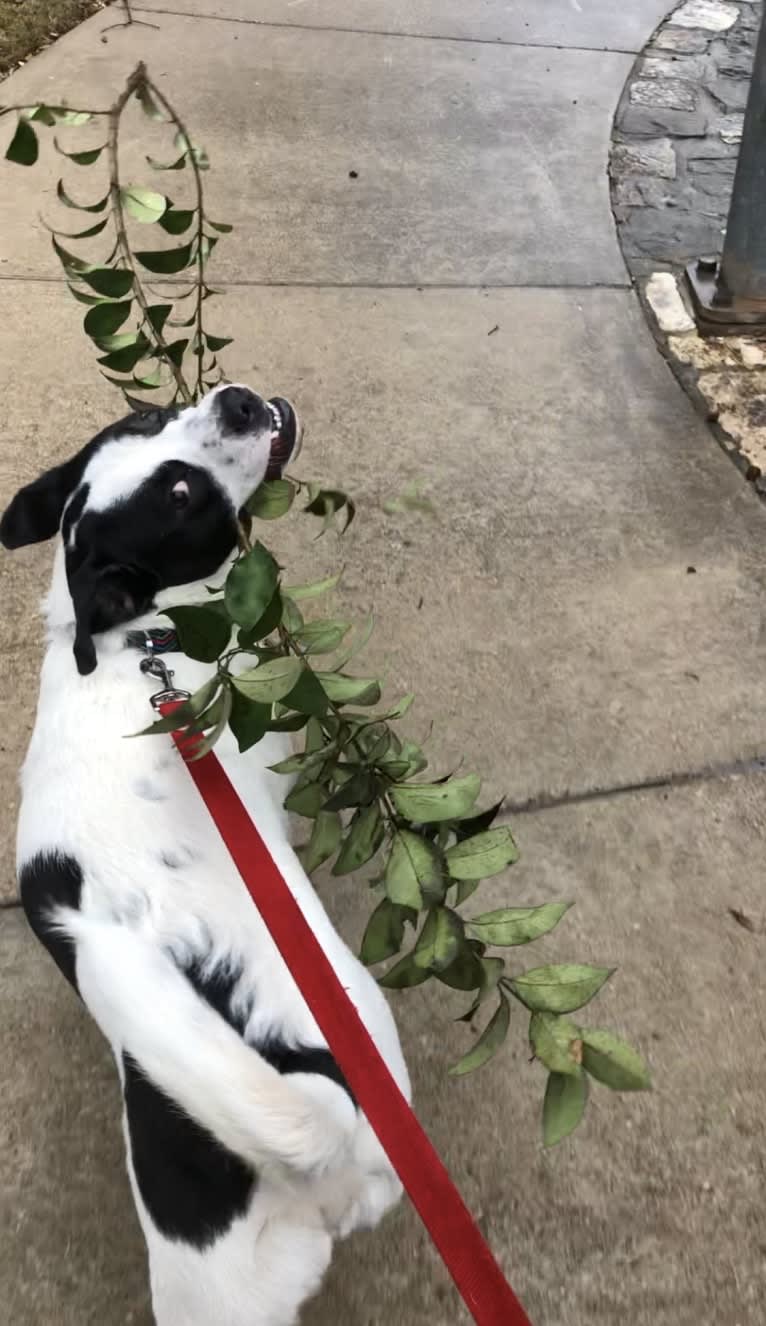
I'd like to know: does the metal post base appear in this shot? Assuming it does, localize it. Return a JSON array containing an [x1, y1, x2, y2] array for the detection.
[[685, 258, 766, 337]]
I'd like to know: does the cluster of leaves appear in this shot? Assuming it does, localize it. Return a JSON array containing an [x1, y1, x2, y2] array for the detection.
[[2, 64, 651, 1146], [2, 64, 230, 408], [141, 515, 651, 1145]]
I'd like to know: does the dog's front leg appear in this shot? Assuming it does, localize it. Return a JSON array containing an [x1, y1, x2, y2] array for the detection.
[[64, 912, 355, 1179]]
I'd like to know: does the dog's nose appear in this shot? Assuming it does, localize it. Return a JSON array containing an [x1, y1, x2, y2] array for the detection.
[[216, 386, 268, 434]]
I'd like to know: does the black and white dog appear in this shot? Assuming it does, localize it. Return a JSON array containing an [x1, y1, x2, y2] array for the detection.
[[1, 385, 410, 1325]]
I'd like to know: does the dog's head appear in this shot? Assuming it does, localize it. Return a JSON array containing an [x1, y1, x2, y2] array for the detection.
[[1, 385, 299, 675]]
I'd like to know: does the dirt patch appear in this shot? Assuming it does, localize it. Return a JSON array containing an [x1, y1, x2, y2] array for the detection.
[[0, 0, 107, 78]]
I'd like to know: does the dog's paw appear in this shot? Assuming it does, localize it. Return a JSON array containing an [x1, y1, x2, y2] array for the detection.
[[333, 1169, 403, 1237]]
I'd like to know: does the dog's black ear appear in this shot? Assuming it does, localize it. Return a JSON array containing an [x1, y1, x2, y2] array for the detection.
[[69, 557, 159, 675], [1, 456, 85, 549]]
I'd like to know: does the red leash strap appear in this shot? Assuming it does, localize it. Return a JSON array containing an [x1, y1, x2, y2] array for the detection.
[[165, 708, 532, 1326]]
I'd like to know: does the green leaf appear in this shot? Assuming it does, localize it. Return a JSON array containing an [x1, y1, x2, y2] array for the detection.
[[467, 902, 571, 948], [282, 596, 304, 633], [146, 303, 173, 336], [225, 544, 279, 628], [121, 186, 167, 224], [360, 898, 414, 967], [270, 743, 337, 777], [304, 487, 356, 534], [162, 603, 231, 663], [208, 218, 233, 233], [378, 952, 432, 990], [175, 132, 209, 169], [47, 216, 109, 240], [449, 995, 511, 1076], [284, 572, 342, 601], [543, 1070, 588, 1147], [268, 712, 309, 734], [84, 268, 135, 298], [285, 781, 324, 818], [136, 82, 166, 121], [246, 479, 296, 521], [189, 686, 232, 758], [332, 805, 384, 876], [205, 334, 233, 351], [580, 1030, 651, 1092], [6, 119, 39, 165], [164, 337, 189, 366], [385, 830, 442, 909], [95, 331, 146, 353], [390, 774, 481, 824], [454, 877, 482, 906], [453, 799, 504, 842], [322, 771, 378, 812], [413, 907, 463, 972], [237, 590, 284, 646], [159, 206, 196, 235], [296, 621, 350, 656], [509, 964, 613, 1014], [455, 956, 505, 1020], [54, 139, 105, 165], [317, 673, 381, 707], [97, 336, 150, 373], [436, 946, 484, 991], [233, 657, 302, 704], [146, 152, 187, 171], [67, 284, 110, 305], [445, 827, 519, 881], [136, 243, 195, 274], [529, 1012, 583, 1078], [282, 667, 330, 719], [83, 301, 133, 338], [228, 688, 270, 753], [331, 613, 373, 671], [298, 811, 341, 873], [198, 234, 217, 264], [56, 180, 108, 212], [51, 110, 92, 127]]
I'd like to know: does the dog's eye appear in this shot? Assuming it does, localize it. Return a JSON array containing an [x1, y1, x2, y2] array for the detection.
[[171, 479, 190, 509]]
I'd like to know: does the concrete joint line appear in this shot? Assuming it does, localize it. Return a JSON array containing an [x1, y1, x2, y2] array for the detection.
[[130, 7, 639, 57], [497, 753, 766, 818]]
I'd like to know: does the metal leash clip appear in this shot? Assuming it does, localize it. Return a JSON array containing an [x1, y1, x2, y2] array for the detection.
[[139, 654, 191, 712]]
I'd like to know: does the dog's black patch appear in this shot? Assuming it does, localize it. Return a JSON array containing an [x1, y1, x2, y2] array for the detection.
[[66, 460, 239, 675], [183, 955, 355, 1103], [184, 955, 249, 1034], [19, 852, 83, 992], [260, 1039, 355, 1105], [123, 1053, 256, 1248], [0, 407, 177, 549]]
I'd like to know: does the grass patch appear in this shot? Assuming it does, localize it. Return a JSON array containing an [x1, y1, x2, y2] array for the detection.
[[0, 0, 106, 78]]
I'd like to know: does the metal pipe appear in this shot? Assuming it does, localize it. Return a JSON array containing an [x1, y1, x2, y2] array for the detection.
[[718, 5, 766, 302]]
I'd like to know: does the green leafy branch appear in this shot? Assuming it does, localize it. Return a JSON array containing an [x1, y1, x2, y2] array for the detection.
[[2, 66, 651, 1146], [2, 62, 228, 408], [138, 519, 651, 1146]]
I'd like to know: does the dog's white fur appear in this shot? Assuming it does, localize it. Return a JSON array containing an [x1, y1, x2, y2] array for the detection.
[[13, 388, 410, 1325]]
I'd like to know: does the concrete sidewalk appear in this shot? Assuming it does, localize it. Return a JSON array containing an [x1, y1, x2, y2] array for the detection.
[[2, 2, 765, 1323]]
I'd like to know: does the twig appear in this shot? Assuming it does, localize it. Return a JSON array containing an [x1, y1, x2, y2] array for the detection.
[[106, 65, 192, 404], [138, 74, 207, 400], [101, 0, 159, 35]]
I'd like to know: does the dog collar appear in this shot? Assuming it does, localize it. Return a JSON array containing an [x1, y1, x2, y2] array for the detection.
[[125, 626, 181, 655]]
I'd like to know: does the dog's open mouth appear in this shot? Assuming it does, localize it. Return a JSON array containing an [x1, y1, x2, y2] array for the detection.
[[265, 397, 302, 480]]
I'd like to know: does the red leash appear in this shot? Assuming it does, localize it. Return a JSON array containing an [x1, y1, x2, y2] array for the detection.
[[165, 705, 532, 1326]]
